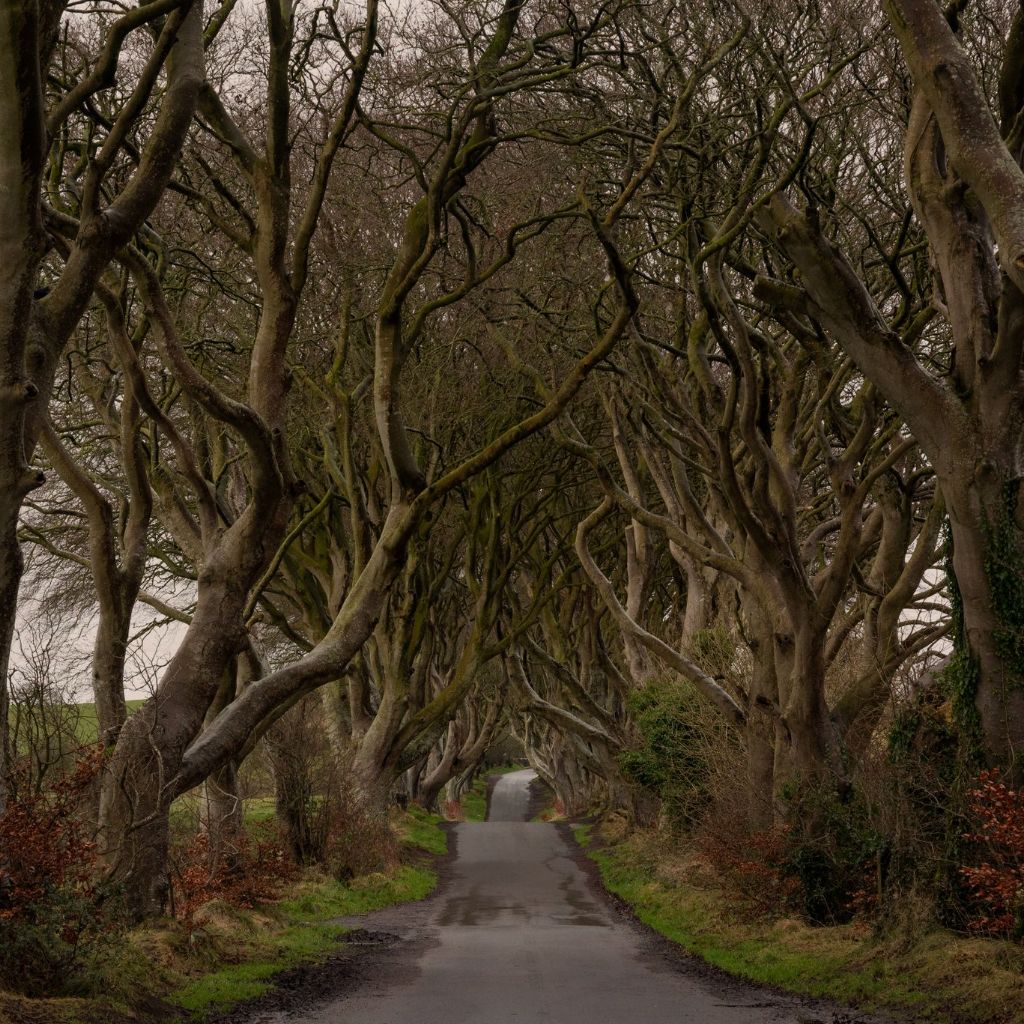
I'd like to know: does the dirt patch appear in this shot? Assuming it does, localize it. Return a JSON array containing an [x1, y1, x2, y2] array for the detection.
[[556, 822, 894, 1024]]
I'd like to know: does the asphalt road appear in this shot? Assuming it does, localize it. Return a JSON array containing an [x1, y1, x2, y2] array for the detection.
[[243, 770, 880, 1024]]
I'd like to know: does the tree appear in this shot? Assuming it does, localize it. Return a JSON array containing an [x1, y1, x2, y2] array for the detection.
[[758, 1, 1024, 770], [64, 0, 657, 916], [1, 0, 205, 810]]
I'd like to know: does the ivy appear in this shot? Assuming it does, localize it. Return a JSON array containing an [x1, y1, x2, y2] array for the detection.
[[886, 524, 981, 926], [982, 479, 1024, 692], [938, 522, 984, 756]]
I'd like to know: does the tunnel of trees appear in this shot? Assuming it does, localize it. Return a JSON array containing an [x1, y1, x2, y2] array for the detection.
[[4, 0, 1024, 962]]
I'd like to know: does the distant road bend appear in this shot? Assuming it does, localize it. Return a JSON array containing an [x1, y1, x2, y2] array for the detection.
[[246, 769, 880, 1024]]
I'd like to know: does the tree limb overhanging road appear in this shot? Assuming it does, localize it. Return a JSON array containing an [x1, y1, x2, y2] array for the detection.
[[7, 2, 1024, 1018], [238, 771, 885, 1024]]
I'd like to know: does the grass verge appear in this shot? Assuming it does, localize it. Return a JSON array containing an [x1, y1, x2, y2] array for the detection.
[[0, 806, 448, 1024], [171, 864, 437, 1018], [574, 824, 1024, 1024]]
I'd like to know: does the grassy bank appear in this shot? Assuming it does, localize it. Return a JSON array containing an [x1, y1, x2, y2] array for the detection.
[[575, 824, 1024, 1024], [0, 806, 448, 1024]]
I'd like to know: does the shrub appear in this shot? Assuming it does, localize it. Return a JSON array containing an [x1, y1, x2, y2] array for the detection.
[[699, 781, 886, 926], [322, 781, 399, 882], [884, 690, 979, 928], [0, 745, 125, 996], [960, 770, 1024, 939], [169, 825, 295, 931], [779, 786, 887, 925], [698, 824, 801, 915], [619, 678, 730, 830]]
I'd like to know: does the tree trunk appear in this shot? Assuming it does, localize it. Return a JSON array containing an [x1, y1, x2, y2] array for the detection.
[[417, 723, 459, 812], [92, 594, 131, 746], [0, 528, 20, 815], [774, 623, 840, 808], [746, 719, 775, 830], [98, 581, 250, 917], [946, 474, 1024, 770], [201, 759, 243, 863], [0, 0, 47, 814], [350, 745, 398, 821]]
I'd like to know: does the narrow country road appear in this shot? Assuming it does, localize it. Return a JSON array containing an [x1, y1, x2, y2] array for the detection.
[[243, 770, 882, 1024]]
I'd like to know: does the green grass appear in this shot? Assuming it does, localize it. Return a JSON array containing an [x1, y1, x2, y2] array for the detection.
[[171, 915, 347, 1015], [279, 865, 438, 919], [576, 826, 1024, 1024], [172, 866, 437, 1017], [242, 796, 279, 825], [170, 814, 447, 1019], [462, 777, 489, 822], [7, 699, 146, 751], [399, 805, 448, 854], [72, 699, 145, 744]]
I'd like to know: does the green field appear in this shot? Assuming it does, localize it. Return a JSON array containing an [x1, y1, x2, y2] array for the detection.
[[73, 699, 146, 743]]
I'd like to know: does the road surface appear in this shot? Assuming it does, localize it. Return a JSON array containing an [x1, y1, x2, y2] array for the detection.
[[241, 769, 878, 1024]]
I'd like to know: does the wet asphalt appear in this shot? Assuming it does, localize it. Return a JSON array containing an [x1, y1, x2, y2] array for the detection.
[[243, 770, 882, 1024]]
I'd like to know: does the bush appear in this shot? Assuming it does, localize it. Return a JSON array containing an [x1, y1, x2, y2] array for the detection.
[[170, 825, 295, 931], [698, 780, 887, 926], [698, 824, 801, 915], [779, 786, 887, 925], [322, 778, 399, 881], [960, 770, 1024, 939], [0, 746, 125, 997], [618, 678, 729, 830], [258, 698, 401, 879]]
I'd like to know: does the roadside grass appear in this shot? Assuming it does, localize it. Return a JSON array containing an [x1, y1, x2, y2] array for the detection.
[[171, 808, 446, 1020], [462, 777, 489, 822], [398, 804, 449, 854], [575, 824, 1024, 1024], [172, 865, 438, 1018], [0, 807, 448, 1024]]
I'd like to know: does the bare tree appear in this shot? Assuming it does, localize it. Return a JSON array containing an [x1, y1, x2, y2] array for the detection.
[[757, 2, 1024, 770]]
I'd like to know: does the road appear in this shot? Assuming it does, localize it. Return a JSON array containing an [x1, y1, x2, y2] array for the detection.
[[241, 770, 879, 1024]]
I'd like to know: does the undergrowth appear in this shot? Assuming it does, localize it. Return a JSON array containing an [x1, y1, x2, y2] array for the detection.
[[577, 824, 1024, 1024], [0, 805, 448, 1024]]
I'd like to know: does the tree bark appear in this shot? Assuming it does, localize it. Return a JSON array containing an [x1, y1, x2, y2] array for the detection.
[[0, 0, 48, 811]]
